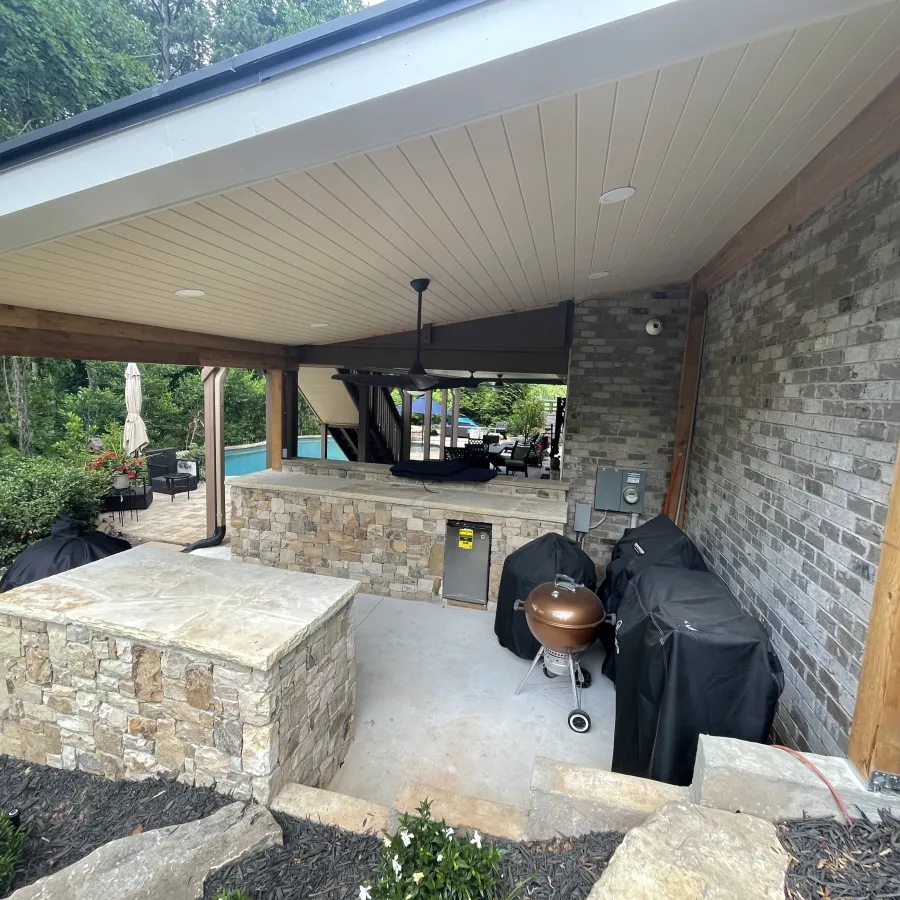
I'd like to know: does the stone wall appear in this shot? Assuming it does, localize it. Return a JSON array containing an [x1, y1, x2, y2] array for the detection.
[[231, 486, 562, 606], [563, 287, 690, 563], [0, 605, 354, 804], [282, 458, 568, 501], [685, 150, 900, 755]]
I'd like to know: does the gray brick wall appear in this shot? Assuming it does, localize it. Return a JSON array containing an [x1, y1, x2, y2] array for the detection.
[[563, 288, 690, 563], [685, 150, 900, 756]]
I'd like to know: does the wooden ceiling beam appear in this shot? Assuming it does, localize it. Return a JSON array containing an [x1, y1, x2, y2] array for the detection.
[[695, 74, 900, 293], [0, 305, 290, 369]]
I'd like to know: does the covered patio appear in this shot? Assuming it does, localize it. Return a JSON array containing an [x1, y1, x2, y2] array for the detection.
[[3, 0, 900, 867]]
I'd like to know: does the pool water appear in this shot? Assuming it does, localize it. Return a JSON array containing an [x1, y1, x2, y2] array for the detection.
[[224, 436, 346, 476]]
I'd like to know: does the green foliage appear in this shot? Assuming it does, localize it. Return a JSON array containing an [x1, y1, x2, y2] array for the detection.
[[0, 456, 107, 566], [213, 890, 251, 900], [364, 799, 502, 900], [124, 0, 212, 80], [0, 811, 29, 894], [0, 0, 155, 140], [509, 399, 545, 440], [458, 383, 565, 432]]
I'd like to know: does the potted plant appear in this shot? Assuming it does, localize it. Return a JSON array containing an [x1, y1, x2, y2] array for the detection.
[[87, 449, 146, 491]]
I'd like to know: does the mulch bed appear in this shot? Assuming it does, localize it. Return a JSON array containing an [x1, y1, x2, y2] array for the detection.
[[0, 755, 231, 895], [780, 812, 900, 899], [204, 815, 623, 900]]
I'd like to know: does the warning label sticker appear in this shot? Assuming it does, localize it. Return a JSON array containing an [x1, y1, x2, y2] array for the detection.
[[458, 527, 474, 550]]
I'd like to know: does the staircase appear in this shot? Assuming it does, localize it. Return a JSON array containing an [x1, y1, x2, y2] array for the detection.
[[295, 367, 403, 465]]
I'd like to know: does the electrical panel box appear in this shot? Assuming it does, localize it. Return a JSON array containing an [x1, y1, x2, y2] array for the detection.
[[574, 502, 592, 533], [594, 467, 646, 514]]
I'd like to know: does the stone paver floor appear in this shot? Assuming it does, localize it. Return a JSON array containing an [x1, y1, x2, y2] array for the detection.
[[102, 481, 232, 548]]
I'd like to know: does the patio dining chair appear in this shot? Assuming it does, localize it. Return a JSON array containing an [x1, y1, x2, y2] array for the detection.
[[503, 441, 531, 477]]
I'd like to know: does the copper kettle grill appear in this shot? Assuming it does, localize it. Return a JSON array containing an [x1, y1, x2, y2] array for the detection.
[[514, 574, 605, 733]]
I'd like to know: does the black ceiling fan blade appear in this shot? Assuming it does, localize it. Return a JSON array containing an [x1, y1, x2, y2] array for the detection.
[[332, 371, 413, 387], [430, 376, 483, 389]]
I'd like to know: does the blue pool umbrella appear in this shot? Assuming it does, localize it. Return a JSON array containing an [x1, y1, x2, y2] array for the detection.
[[409, 395, 446, 416]]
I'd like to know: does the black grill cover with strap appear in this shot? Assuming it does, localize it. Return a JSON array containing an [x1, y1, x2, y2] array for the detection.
[[494, 532, 598, 660], [0, 516, 131, 593], [611, 565, 783, 786]]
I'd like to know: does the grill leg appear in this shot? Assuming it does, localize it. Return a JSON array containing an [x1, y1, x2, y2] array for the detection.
[[515, 647, 544, 696], [567, 653, 582, 709]]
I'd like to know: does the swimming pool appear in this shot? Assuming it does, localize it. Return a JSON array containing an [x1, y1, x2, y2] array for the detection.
[[224, 436, 346, 476]]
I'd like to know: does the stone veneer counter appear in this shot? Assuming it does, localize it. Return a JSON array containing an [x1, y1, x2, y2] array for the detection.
[[0, 546, 358, 804], [230, 470, 567, 605]]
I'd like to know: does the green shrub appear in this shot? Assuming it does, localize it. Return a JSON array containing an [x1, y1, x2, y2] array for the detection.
[[0, 456, 108, 566], [0, 811, 29, 893], [213, 890, 251, 900], [362, 800, 502, 900]]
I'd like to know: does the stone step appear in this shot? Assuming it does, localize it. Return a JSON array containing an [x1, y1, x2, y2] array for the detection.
[[588, 800, 788, 899], [272, 782, 390, 835], [527, 756, 688, 839], [691, 735, 900, 822], [393, 781, 527, 841]]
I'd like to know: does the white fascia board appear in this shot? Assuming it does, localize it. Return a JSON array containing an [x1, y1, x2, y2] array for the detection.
[[0, 0, 889, 253]]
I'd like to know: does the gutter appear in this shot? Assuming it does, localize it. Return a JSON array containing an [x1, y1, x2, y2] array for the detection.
[[0, 0, 488, 173]]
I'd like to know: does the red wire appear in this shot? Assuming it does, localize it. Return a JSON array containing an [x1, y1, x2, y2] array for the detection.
[[773, 744, 852, 826]]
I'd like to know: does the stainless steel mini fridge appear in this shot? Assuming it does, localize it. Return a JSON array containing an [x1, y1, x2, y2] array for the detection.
[[443, 520, 492, 605]]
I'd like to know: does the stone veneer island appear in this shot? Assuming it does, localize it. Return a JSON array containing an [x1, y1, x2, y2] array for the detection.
[[0, 546, 359, 805]]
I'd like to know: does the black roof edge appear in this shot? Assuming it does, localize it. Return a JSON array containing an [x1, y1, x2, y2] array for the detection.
[[0, 0, 488, 174]]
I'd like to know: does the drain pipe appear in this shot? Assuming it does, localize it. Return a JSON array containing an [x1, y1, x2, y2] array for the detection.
[[184, 366, 228, 553]]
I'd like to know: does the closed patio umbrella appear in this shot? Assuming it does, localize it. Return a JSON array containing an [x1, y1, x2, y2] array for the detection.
[[124, 362, 149, 455]]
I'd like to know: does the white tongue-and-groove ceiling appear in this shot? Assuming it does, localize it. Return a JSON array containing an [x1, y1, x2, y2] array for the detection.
[[1, 1, 899, 345]]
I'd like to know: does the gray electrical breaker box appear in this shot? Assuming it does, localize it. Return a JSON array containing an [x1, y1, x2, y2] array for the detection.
[[594, 467, 646, 514]]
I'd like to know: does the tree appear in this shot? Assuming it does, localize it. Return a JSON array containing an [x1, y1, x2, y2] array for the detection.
[[124, 0, 212, 80], [211, 0, 364, 62], [0, 0, 155, 140]]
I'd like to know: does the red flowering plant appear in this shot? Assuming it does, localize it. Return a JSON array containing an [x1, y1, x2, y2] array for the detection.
[[86, 427, 146, 488]]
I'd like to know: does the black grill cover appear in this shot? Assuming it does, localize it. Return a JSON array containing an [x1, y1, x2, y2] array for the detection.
[[494, 533, 598, 659], [0, 517, 131, 593], [601, 514, 708, 616], [390, 460, 497, 482], [611, 565, 783, 786]]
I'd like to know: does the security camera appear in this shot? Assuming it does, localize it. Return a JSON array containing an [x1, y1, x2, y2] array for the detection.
[[646, 318, 663, 336]]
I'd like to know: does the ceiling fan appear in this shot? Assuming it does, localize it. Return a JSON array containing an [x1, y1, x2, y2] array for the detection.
[[332, 278, 447, 391]]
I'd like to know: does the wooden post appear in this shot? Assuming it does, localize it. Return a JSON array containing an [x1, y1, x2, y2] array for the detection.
[[357, 385, 370, 463], [848, 439, 900, 785], [451, 388, 460, 447], [282, 369, 299, 459], [265, 369, 284, 471], [320, 423, 328, 459], [201, 366, 227, 537], [401, 391, 412, 461], [439, 389, 448, 460], [423, 390, 432, 461], [668, 288, 707, 526]]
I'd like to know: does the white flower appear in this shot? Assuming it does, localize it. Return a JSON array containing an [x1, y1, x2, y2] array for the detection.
[[383, 835, 392, 848], [412, 872, 424, 885], [359, 886, 372, 900], [436, 853, 443, 862], [392, 854, 402, 880], [399, 827, 412, 847], [470, 830, 482, 849], [444, 826, 454, 838]]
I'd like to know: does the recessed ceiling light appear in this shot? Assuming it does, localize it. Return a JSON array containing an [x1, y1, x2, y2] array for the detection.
[[310, 323, 329, 328], [589, 271, 611, 280], [599, 186, 636, 204], [175, 288, 205, 298]]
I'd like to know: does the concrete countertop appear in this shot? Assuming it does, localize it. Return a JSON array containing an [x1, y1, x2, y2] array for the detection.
[[231, 470, 568, 524], [0, 546, 359, 670]]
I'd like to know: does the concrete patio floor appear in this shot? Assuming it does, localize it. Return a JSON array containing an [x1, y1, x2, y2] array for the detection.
[[329, 593, 615, 811]]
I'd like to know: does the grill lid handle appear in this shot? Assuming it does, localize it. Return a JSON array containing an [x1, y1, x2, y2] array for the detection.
[[554, 574, 579, 592]]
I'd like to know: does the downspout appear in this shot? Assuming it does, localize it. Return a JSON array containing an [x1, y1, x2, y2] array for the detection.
[[184, 366, 228, 552]]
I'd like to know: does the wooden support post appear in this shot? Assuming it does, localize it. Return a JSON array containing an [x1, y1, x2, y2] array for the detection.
[[423, 390, 432, 461], [668, 289, 708, 527], [201, 366, 227, 538], [849, 439, 900, 785], [320, 423, 328, 459], [357, 385, 370, 463], [282, 369, 299, 459], [439, 389, 448, 460], [402, 391, 412, 461], [451, 388, 460, 447], [265, 369, 284, 471]]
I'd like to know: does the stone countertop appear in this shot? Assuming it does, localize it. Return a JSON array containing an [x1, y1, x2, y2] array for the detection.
[[230, 470, 568, 524], [0, 546, 359, 671]]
